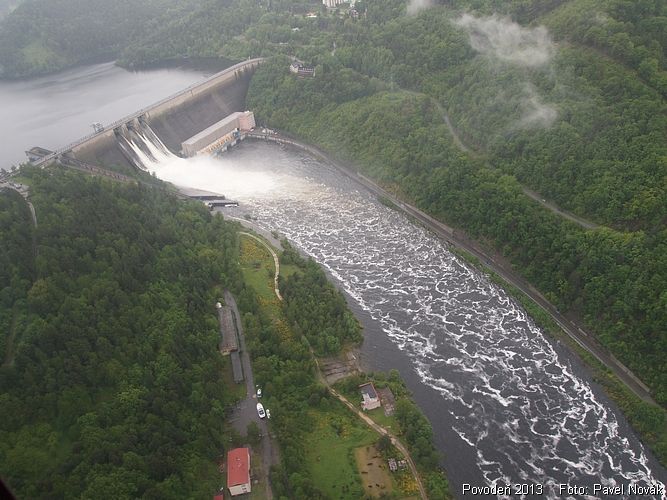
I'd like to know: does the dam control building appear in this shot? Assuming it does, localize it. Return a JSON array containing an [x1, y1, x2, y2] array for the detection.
[[181, 110, 255, 157]]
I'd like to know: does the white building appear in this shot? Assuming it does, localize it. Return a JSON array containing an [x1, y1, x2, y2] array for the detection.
[[323, 0, 345, 8], [360, 382, 382, 411]]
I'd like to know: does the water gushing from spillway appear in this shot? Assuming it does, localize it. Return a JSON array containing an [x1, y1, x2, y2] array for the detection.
[[122, 122, 181, 170], [148, 140, 666, 498]]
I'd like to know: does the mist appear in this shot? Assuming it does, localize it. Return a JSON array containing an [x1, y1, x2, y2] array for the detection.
[[454, 13, 554, 67], [407, 0, 434, 15], [516, 85, 558, 129], [453, 13, 559, 131]]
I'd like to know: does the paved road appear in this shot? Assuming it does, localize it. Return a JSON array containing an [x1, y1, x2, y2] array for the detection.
[[248, 132, 655, 406], [397, 90, 601, 232], [225, 290, 276, 499], [521, 186, 599, 230]]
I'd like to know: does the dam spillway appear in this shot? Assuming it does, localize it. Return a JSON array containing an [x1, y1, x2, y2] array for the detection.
[[31, 58, 263, 170]]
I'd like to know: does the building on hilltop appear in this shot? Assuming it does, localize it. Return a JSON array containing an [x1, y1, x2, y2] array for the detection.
[[227, 448, 251, 496], [359, 382, 381, 411], [323, 0, 345, 7], [289, 61, 315, 78]]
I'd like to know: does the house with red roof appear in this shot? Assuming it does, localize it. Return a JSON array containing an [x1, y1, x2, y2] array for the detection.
[[227, 447, 251, 496]]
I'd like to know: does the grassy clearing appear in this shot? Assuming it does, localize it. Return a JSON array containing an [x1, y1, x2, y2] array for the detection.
[[355, 444, 394, 498], [239, 234, 280, 310], [302, 405, 377, 500]]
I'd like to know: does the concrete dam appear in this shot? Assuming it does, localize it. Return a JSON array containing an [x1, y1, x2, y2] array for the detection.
[[32, 58, 263, 170]]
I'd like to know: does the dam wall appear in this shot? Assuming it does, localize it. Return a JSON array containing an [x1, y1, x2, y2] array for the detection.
[[37, 58, 262, 169]]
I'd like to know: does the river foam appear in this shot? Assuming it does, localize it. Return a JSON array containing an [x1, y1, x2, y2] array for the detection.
[[151, 142, 666, 498]]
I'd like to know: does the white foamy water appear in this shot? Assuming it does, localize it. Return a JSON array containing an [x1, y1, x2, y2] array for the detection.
[[152, 142, 666, 498]]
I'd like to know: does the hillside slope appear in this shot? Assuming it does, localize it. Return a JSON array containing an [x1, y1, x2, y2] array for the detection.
[[0, 168, 243, 497]]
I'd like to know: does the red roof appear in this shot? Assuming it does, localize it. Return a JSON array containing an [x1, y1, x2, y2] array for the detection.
[[227, 448, 250, 487], [214, 495, 224, 500]]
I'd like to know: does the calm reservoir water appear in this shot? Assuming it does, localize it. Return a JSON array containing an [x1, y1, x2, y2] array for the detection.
[[148, 142, 667, 499], [0, 61, 209, 170]]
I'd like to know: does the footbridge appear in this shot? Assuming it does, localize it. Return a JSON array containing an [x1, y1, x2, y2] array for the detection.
[[32, 58, 263, 169]]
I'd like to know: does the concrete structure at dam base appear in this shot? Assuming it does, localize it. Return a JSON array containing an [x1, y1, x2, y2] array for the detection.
[[30, 58, 263, 171], [182, 110, 256, 157]]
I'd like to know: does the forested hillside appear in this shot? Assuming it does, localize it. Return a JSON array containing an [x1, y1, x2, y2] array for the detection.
[[1, 0, 665, 477], [0, 0, 262, 77], [234, 4, 667, 469], [0, 168, 244, 497]]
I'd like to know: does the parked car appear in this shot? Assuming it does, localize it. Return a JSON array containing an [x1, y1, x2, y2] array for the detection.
[[266, 409, 271, 419], [256, 403, 266, 419]]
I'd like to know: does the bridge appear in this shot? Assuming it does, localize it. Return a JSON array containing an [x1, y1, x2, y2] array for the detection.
[[33, 58, 263, 169]]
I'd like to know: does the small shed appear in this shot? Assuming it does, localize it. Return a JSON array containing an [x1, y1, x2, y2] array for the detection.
[[377, 387, 396, 416], [359, 382, 381, 411]]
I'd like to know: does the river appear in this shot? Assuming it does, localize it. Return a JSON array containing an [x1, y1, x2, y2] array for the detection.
[[4, 61, 666, 498], [148, 141, 667, 499], [0, 61, 213, 170]]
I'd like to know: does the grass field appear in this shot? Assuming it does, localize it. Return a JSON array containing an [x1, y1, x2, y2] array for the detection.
[[355, 444, 394, 498], [303, 405, 377, 500], [239, 234, 280, 308]]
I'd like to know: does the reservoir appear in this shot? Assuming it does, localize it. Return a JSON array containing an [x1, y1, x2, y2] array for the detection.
[[0, 61, 211, 170], [150, 141, 667, 498]]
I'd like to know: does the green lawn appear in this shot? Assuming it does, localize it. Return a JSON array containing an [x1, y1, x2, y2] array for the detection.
[[239, 234, 279, 306], [303, 405, 378, 500]]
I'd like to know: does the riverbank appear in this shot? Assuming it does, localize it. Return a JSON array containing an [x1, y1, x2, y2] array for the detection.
[[245, 132, 651, 399], [235, 224, 451, 499], [245, 131, 667, 466]]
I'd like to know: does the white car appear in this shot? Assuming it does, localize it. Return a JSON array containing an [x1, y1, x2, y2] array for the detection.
[[256, 387, 262, 398], [266, 409, 271, 419], [256, 402, 266, 419]]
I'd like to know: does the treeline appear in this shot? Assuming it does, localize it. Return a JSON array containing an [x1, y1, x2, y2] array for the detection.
[[0, 0, 255, 77], [280, 242, 362, 356], [0, 188, 33, 365], [0, 167, 245, 498], [247, 55, 667, 459]]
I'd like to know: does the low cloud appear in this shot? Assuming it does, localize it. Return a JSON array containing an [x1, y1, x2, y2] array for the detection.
[[516, 86, 558, 129], [453, 14, 559, 131], [454, 14, 554, 67], [407, 0, 434, 15]]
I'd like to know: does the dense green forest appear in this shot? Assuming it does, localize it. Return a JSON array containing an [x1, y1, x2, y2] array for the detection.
[[239, 0, 666, 459], [280, 243, 362, 355], [0, 0, 255, 77], [0, 168, 245, 497], [244, 0, 667, 407]]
